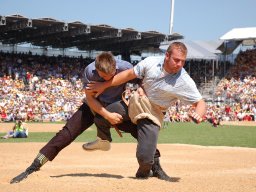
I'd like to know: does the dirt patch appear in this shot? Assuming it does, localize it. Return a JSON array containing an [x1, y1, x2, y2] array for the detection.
[[1, 143, 256, 192], [1, 123, 256, 192], [220, 121, 256, 127], [0, 122, 65, 133]]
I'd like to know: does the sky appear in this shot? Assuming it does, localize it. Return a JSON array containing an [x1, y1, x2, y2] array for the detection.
[[1, 0, 255, 41]]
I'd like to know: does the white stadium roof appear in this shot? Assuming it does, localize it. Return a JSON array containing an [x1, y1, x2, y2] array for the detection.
[[218, 27, 256, 54], [220, 27, 256, 41], [220, 27, 256, 46]]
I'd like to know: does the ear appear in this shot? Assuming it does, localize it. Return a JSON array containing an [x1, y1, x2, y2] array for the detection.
[[165, 51, 170, 59], [165, 51, 171, 60]]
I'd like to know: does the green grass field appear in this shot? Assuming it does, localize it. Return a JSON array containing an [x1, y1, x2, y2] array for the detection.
[[1, 122, 256, 148]]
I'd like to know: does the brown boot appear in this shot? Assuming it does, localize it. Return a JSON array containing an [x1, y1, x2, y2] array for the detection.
[[135, 162, 152, 179]]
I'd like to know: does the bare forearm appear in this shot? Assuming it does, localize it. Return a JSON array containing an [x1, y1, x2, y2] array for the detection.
[[85, 92, 123, 125], [107, 68, 137, 87], [194, 99, 207, 117], [86, 94, 111, 119]]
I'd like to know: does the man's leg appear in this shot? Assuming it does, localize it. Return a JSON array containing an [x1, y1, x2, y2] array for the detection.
[[10, 103, 95, 184], [82, 115, 112, 151], [117, 122, 171, 181], [83, 102, 172, 181], [135, 118, 159, 179], [98, 100, 131, 139], [135, 120, 171, 181], [83, 100, 129, 151], [151, 149, 172, 181]]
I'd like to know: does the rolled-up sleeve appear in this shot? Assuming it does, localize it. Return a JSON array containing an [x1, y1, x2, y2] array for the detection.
[[133, 60, 146, 79], [82, 68, 89, 89]]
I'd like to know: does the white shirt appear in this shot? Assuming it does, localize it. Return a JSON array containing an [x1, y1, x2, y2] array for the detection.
[[133, 56, 202, 110]]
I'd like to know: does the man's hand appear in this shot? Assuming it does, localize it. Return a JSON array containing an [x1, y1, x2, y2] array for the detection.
[[137, 87, 146, 96], [105, 112, 123, 125], [189, 112, 203, 124], [85, 81, 107, 97]]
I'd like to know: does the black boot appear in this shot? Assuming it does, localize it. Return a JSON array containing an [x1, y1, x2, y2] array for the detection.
[[135, 162, 152, 179], [152, 158, 172, 182], [10, 158, 42, 184]]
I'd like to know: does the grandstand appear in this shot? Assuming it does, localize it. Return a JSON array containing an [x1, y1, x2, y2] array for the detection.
[[0, 14, 182, 61]]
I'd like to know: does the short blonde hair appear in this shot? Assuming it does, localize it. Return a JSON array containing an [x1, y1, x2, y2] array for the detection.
[[167, 42, 187, 56], [95, 52, 116, 74]]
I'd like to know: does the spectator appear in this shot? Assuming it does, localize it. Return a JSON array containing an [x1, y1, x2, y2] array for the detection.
[[1, 120, 28, 139]]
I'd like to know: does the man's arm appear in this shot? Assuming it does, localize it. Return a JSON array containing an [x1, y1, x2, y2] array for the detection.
[[86, 68, 137, 96], [108, 68, 137, 86], [190, 99, 207, 123], [85, 90, 123, 125], [193, 99, 206, 117]]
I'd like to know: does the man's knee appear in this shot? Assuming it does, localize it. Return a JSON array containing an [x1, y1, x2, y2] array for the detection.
[[55, 127, 73, 145], [136, 150, 154, 165], [105, 101, 129, 120]]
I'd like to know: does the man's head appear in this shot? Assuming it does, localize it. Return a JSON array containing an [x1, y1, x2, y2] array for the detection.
[[164, 42, 187, 74], [95, 52, 116, 80]]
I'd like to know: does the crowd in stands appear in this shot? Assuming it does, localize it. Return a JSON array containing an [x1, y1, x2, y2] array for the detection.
[[0, 52, 93, 122], [0, 49, 256, 125]]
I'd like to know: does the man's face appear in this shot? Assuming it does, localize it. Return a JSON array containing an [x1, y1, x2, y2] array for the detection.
[[164, 48, 186, 74], [97, 69, 116, 81]]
